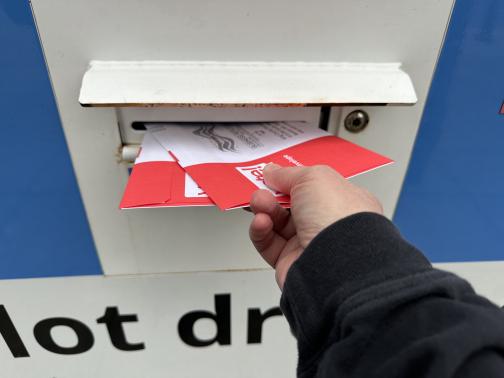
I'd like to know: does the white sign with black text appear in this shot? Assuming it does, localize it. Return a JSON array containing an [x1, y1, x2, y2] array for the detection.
[[1, 263, 503, 377], [0, 271, 295, 378]]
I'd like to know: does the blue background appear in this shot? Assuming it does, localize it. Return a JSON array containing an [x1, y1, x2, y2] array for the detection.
[[0, 0, 102, 278], [395, 0, 504, 262], [0, 0, 502, 279]]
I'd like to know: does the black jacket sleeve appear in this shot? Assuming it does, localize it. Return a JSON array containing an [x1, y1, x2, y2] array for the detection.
[[280, 212, 504, 378]]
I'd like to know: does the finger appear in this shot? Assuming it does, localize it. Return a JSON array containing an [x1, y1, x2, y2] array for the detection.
[[263, 164, 308, 195], [249, 213, 287, 267], [275, 239, 303, 290], [249, 190, 278, 214], [250, 190, 296, 239]]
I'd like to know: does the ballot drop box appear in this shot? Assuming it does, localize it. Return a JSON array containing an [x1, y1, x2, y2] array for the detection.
[[4, 1, 502, 377], [30, 0, 453, 276]]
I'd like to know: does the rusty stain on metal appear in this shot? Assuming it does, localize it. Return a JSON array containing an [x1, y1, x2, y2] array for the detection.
[[80, 102, 393, 108]]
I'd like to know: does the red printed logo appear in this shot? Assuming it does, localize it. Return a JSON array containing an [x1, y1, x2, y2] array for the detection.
[[236, 163, 283, 196]]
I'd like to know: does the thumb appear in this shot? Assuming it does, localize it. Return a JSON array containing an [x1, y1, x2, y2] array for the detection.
[[263, 164, 307, 195]]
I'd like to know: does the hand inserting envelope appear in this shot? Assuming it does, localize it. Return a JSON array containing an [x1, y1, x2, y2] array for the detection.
[[120, 122, 393, 210]]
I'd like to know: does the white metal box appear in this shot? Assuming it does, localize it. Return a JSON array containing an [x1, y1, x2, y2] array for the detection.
[[30, 0, 454, 276]]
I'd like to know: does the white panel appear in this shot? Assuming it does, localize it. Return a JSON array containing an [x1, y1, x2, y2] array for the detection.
[[79, 61, 417, 106], [0, 271, 295, 377], [0, 265, 502, 377], [30, 0, 454, 275]]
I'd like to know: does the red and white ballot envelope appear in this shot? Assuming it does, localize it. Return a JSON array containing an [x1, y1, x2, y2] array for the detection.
[[120, 132, 213, 209], [151, 122, 393, 210]]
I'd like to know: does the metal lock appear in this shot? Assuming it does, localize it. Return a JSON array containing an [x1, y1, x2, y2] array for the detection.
[[344, 110, 370, 133]]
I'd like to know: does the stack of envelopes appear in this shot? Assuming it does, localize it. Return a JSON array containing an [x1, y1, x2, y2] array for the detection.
[[120, 121, 393, 211]]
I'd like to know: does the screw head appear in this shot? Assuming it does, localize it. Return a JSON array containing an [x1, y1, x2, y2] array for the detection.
[[344, 110, 369, 133]]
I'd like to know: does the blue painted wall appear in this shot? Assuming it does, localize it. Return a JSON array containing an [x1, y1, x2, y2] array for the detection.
[[0, 0, 102, 278], [395, 0, 504, 262]]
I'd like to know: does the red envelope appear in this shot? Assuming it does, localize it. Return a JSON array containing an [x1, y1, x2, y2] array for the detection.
[[151, 122, 392, 210], [120, 133, 213, 209]]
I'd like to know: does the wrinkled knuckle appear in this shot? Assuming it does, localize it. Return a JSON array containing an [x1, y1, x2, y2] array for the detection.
[[291, 167, 313, 184], [313, 165, 331, 174], [302, 165, 328, 180]]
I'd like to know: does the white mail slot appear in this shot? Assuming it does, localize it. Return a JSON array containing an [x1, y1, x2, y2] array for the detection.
[[79, 61, 418, 148]]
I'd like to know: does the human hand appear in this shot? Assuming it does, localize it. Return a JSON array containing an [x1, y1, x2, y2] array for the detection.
[[249, 164, 383, 289]]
